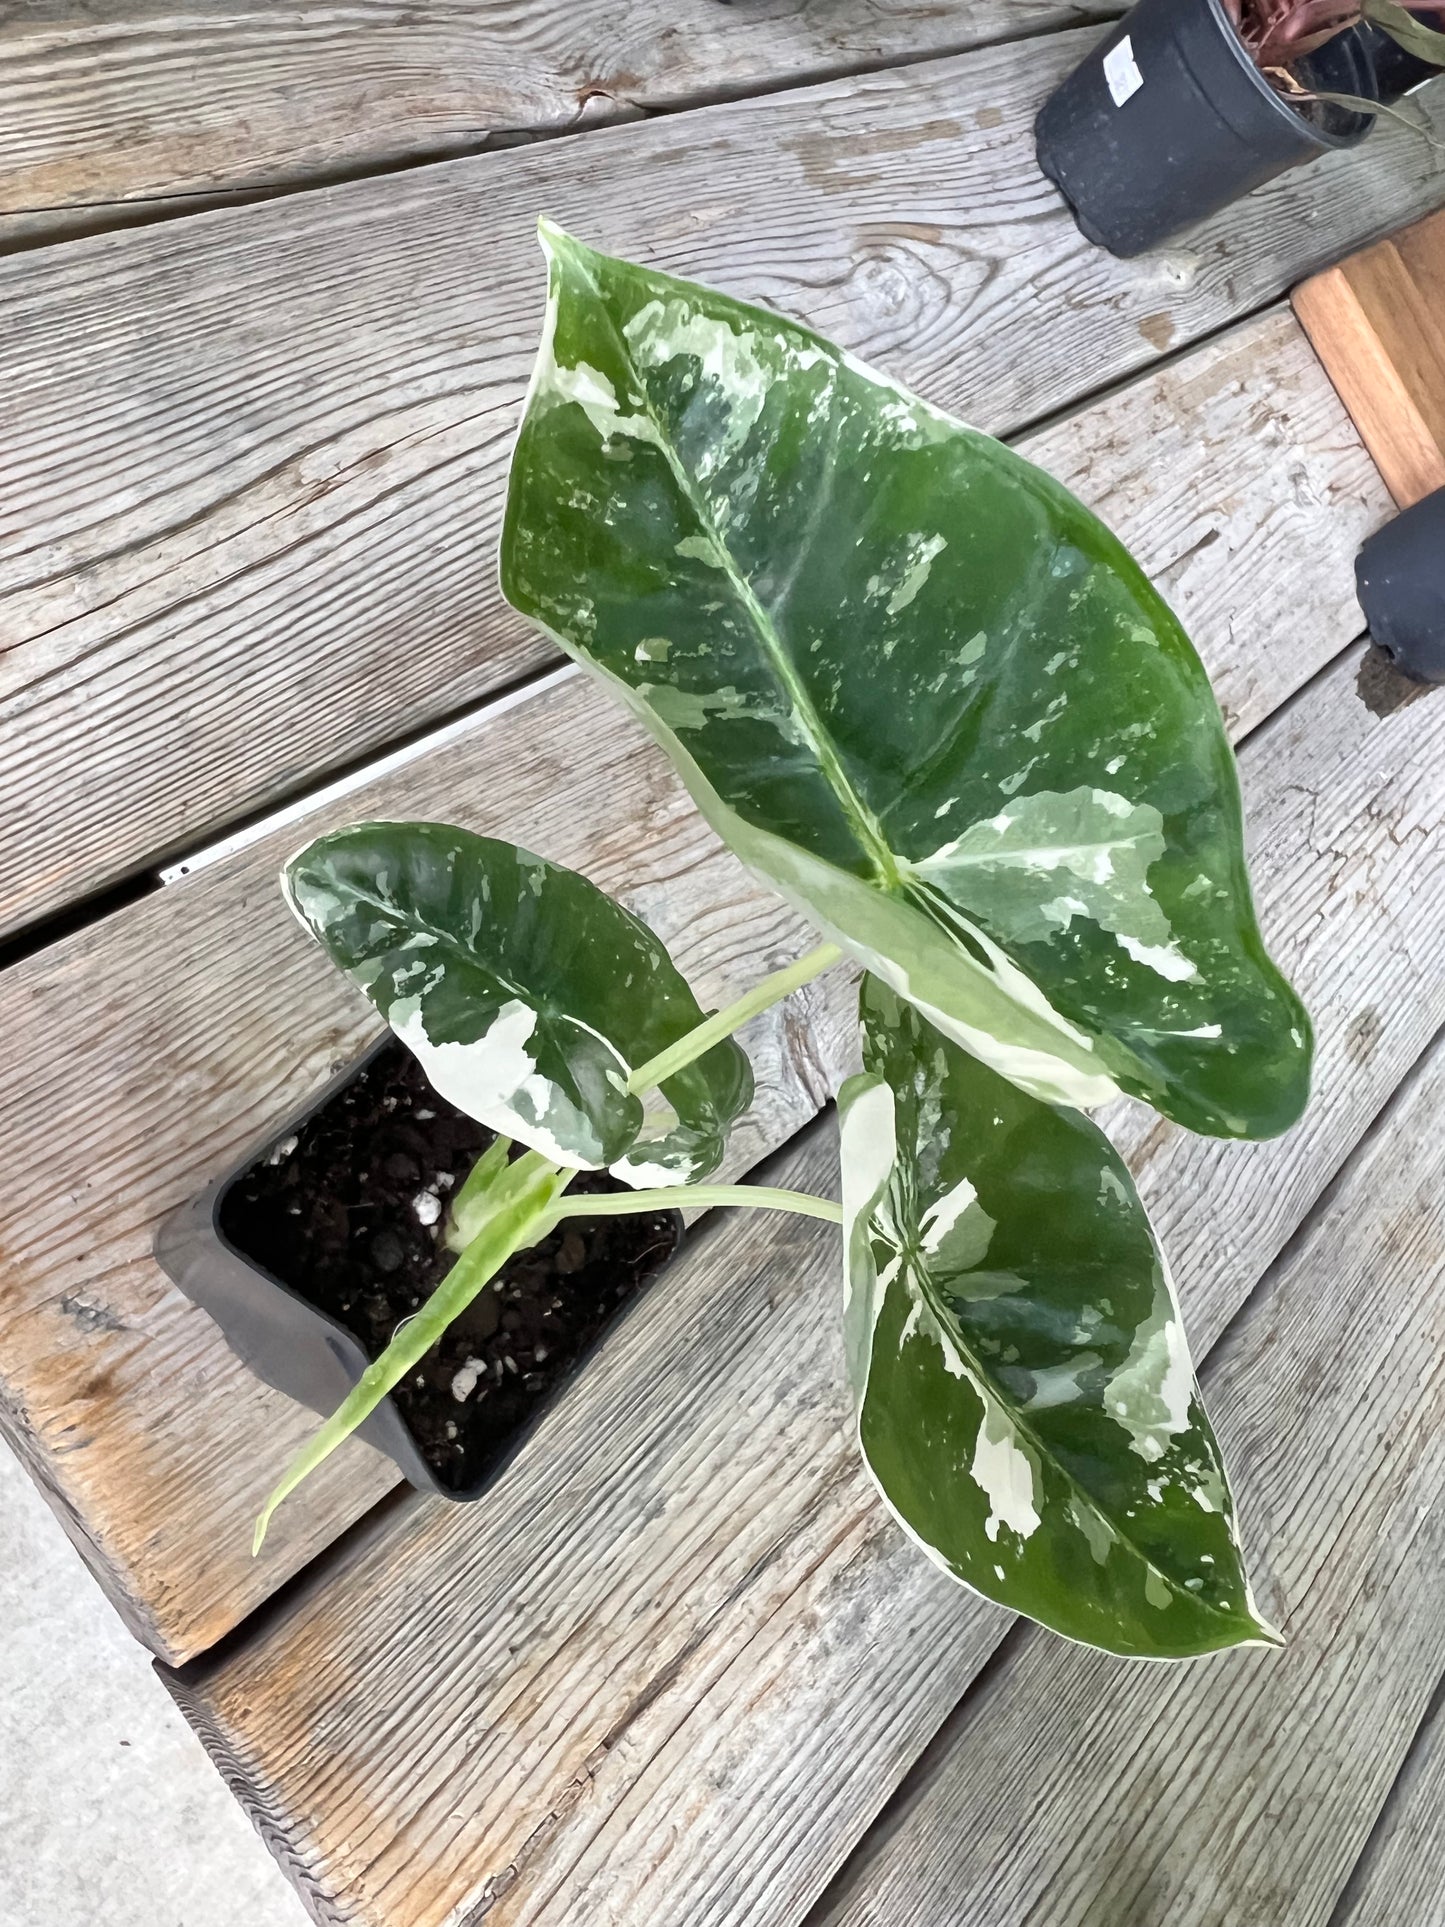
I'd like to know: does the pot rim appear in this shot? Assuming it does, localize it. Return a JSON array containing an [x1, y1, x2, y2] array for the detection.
[[1199, 0, 1377, 149]]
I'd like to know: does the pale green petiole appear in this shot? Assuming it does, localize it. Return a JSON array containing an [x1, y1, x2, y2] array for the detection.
[[252, 1149, 567, 1554], [546, 1184, 843, 1227], [444, 1131, 513, 1252], [626, 941, 843, 1096]]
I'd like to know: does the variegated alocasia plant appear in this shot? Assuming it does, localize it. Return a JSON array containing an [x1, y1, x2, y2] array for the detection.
[[256, 224, 1311, 1660]]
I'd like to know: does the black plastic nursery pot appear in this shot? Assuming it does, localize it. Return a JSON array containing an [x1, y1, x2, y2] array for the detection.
[[155, 1038, 683, 1499], [1035, 0, 1377, 258], [1355, 487, 1445, 685]]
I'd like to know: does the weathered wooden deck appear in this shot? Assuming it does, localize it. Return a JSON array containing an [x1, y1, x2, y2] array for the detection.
[[2, 8, 1443, 1924]]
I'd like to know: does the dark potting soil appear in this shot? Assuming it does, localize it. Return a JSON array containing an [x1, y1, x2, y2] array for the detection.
[[218, 1042, 681, 1493]]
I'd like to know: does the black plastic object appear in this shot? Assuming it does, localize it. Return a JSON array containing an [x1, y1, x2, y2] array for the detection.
[[1355, 487, 1445, 684], [1359, 18, 1442, 102], [1035, 0, 1377, 258], [155, 1040, 683, 1498]]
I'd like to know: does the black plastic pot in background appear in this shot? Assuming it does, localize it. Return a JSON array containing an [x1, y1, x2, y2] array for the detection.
[[155, 1041, 683, 1499], [1035, 0, 1377, 258], [1356, 487, 1445, 684]]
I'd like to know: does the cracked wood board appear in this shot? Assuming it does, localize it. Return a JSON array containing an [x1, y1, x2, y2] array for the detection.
[[0, 304, 1388, 1665], [815, 1021, 1445, 1927], [0, 0, 1097, 237], [1294, 203, 1445, 509], [163, 639, 1445, 1927], [6, 26, 1445, 935]]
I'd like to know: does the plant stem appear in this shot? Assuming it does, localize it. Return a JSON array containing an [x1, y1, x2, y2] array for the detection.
[[445, 1131, 513, 1252], [627, 940, 843, 1096], [253, 1149, 566, 1552], [547, 1184, 843, 1227]]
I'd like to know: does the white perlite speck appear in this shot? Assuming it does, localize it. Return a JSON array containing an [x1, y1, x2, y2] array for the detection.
[[451, 1357, 486, 1402]]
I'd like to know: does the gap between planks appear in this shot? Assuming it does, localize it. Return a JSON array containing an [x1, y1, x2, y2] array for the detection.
[[1327, 1667, 1445, 1927], [161, 650, 1445, 1927], [0, 1, 1120, 239], [4, 30, 1445, 938], [0, 300, 1402, 1667]]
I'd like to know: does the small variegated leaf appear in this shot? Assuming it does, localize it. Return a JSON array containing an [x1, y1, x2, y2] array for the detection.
[[501, 223, 1311, 1140], [838, 976, 1276, 1659], [285, 822, 751, 1178]]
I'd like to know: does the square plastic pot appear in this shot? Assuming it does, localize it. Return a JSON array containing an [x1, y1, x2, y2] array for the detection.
[[155, 1040, 683, 1499]]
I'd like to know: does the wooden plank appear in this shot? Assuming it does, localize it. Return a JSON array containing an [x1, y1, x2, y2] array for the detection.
[[1333, 1682, 1445, 1927], [163, 639, 1445, 1927], [815, 1030, 1445, 1927], [0, 306, 1387, 1664], [0, 0, 1087, 229], [1294, 205, 1445, 508], [6, 34, 1444, 936]]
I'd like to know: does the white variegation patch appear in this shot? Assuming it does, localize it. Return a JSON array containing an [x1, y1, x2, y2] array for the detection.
[[919, 1176, 996, 1274], [608, 1153, 693, 1189], [622, 296, 781, 477], [391, 997, 613, 1169], [913, 786, 1187, 961], [883, 533, 948, 615], [536, 358, 662, 450], [1115, 933, 1199, 982], [971, 1406, 1042, 1544], [1105, 1267, 1198, 1463]]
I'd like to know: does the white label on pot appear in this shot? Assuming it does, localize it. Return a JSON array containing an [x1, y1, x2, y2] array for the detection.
[[1104, 36, 1143, 107]]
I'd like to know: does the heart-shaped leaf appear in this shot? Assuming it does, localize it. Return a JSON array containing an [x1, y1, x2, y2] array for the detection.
[[502, 224, 1310, 1139], [285, 822, 751, 1179], [839, 976, 1275, 1658]]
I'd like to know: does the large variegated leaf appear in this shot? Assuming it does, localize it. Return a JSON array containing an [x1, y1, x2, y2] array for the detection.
[[838, 976, 1275, 1658], [285, 822, 751, 1180], [501, 223, 1310, 1140]]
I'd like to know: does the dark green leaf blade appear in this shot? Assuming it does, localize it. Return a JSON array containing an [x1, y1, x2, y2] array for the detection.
[[285, 821, 751, 1178], [838, 976, 1276, 1658], [502, 222, 1311, 1139]]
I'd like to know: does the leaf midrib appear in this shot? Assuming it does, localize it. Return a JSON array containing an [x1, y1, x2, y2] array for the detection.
[[917, 829, 1157, 873], [330, 876, 619, 1069], [582, 253, 905, 892], [898, 1242, 1257, 1636]]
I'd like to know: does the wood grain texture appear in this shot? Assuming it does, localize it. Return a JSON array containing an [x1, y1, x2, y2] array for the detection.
[[816, 1029, 1445, 1927], [162, 639, 1445, 1927], [1294, 204, 1445, 509], [1333, 1682, 1445, 1927], [0, 306, 1389, 1664], [6, 28, 1443, 935], [0, 0, 1096, 224]]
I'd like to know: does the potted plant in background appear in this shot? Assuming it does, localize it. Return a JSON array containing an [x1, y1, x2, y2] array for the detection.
[[1036, 0, 1445, 258], [161, 225, 1314, 1659]]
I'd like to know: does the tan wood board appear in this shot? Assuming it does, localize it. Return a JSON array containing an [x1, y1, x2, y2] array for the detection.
[[1334, 1686, 1445, 1927], [0, 305, 1389, 1666], [165, 642, 1445, 1927], [0, 0, 1093, 229], [816, 1029, 1445, 1927], [1294, 202, 1445, 508], [6, 32, 1445, 937]]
